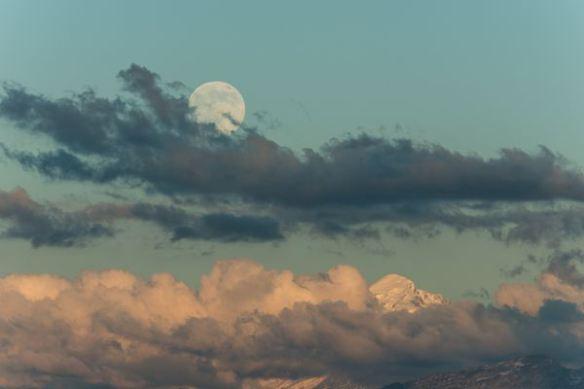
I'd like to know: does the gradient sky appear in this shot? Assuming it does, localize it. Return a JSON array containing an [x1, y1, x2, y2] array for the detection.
[[1, 0, 584, 300]]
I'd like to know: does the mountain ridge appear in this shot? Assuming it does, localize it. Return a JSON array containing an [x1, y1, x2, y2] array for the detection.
[[385, 355, 584, 389]]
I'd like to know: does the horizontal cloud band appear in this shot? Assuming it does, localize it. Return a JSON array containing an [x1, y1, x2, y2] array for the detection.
[[0, 188, 282, 247], [0, 256, 583, 387], [2, 65, 584, 207], [3, 65, 584, 247], [3, 187, 584, 248]]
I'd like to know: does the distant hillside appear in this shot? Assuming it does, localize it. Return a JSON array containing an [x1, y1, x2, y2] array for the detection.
[[385, 355, 584, 389]]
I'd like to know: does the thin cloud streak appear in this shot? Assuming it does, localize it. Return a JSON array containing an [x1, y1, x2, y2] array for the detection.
[[0, 188, 283, 247]]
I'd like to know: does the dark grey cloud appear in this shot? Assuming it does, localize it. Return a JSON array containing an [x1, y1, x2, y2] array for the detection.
[[544, 250, 584, 288], [282, 200, 584, 247], [99, 202, 284, 243], [3, 64, 584, 246], [538, 300, 584, 323], [0, 188, 282, 247], [172, 213, 282, 242], [0, 188, 112, 247], [2, 65, 584, 207], [117, 63, 188, 128]]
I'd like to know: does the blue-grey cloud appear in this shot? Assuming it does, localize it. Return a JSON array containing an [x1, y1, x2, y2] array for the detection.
[[2, 65, 584, 206], [3, 65, 584, 246], [0, 188, 283, 247], [0, 187, 112, 247]]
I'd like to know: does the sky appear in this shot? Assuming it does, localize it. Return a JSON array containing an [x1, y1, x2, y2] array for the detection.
[[0, 0, 583, 299], [1, 1, 584, 386]]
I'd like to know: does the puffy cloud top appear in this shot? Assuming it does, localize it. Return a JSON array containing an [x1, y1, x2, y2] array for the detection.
[[0, 258, 583, 387]]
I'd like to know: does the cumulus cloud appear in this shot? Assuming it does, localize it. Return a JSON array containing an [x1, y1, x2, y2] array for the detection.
[[496, 250, 584, 315], [3, 64, 584, 247], [0, 258, 584, 387], [197, 259, 372, 321]]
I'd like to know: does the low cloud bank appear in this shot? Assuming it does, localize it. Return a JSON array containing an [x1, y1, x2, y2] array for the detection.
[[0, 257, 583, 387]]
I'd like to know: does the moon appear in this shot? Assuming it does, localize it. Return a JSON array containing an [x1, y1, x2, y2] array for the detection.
[[188, 81, 245, 134]]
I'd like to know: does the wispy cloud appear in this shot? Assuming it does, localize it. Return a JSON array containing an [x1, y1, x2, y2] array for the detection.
[[0, 188, 282, 247]]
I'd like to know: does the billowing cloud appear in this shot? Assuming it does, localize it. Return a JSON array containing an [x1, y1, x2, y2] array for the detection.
[[197, 259, 373, 321], [496, 250, 584, 315], [1, 258, 584, 387], [3, 65, 584, 247]]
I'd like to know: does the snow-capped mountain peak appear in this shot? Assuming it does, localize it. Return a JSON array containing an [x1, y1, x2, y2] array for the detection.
[[245, 273, 448, 389], [369, 273, 446, 313]]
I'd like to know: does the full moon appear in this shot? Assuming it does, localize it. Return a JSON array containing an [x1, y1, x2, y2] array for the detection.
[[188, 81, 245, 134]]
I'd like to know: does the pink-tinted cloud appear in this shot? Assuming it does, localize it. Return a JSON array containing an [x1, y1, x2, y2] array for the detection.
[[0, 258, 583, 387]]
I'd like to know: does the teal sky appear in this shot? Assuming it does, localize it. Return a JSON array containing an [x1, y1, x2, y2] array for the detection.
[[1, 0, 583, 299]]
